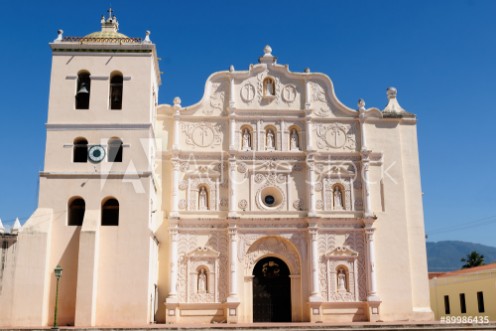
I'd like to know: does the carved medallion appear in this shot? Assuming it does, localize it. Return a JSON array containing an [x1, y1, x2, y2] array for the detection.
[[240, 83, 256, 103], [316, 123, 357, 150], [282, 84, 297, 103], [238, 199, 248, 210]]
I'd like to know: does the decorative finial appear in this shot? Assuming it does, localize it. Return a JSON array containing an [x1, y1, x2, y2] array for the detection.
[[101, 15, 105, 24], [229, 65, 235, 73], [11, 217, 21, 234], [54, 29, 64, 42], [0, 218, 4, 234], [259, 45, 277, 64], [144, 30, 151, 43], [304, 67, 311, 73], [358, 98, 366, 111], [173, 97, 182, 107], [387, 87, 397, 99]]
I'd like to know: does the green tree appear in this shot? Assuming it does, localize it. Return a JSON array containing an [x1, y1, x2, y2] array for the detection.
[[461, 251, 485, 269]]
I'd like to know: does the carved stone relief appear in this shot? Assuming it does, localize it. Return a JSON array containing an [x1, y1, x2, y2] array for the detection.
[[281, 84, 297, 105], [240, 83, 256, 104], [316, 123, 357, 151], [182, 123, 223, 149], [310, 82, 331, 117], [204, 82, 225, 115]]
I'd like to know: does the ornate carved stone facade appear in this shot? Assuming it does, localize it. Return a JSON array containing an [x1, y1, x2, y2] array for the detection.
[[0, 13, 433, 327]]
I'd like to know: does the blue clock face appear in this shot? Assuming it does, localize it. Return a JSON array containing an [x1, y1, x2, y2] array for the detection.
[[88, 145, 105, 163]]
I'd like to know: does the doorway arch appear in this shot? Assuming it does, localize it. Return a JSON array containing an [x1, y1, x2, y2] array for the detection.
[[252, 257, 291, 322]]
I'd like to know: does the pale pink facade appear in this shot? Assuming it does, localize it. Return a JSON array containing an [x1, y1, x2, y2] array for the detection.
[[0, 13, 433, 326]]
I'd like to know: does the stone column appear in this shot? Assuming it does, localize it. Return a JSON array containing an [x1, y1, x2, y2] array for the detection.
[[228, 158, 238, 218], [308, 224, 322, 302], [166, 224, 179, 302], [307, 159, 317, 217], [227, 223, 239, 302], [361, 152, 373, 217], [365, 227, 379, 301], [170, 158, 180, 218]]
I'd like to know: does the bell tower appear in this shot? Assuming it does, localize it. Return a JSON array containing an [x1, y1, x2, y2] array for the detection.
[[8, 10, 162, 326]]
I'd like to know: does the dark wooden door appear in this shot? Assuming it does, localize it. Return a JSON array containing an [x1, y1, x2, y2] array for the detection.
[[252, 257, 291, 322]]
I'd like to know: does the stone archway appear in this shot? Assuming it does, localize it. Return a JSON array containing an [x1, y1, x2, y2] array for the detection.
[[243, 236, 302, 322]]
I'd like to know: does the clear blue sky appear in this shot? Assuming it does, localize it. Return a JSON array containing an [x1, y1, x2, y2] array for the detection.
[[1, 0, 496, 246]]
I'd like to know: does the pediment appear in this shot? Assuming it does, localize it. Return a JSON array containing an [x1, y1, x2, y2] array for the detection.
[[185, 246, 220, 259], [252, 159, 293, 173], [326, 246, 359, 258], [183, 166, 221, 179], [175, 46, 376, 119]]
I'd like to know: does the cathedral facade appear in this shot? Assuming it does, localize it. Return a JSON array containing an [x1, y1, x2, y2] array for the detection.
[[0, 13, 433, 326]]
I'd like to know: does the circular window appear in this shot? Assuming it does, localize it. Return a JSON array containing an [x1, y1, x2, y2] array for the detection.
[[264, 195, 275, 206], [258, 186, 284, 209]]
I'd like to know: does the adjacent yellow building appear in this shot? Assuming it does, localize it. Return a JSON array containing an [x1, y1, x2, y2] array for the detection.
[[430, 264, 496, 322]]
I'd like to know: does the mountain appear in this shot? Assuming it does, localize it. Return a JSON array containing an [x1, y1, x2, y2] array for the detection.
[[426, 240, 496, 272]]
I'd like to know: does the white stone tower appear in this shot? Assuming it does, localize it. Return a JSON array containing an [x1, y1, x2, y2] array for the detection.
[[0, 10, 162, 326]]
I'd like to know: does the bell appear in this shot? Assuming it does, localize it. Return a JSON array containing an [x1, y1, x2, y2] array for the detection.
[[77, 82, 89, 95]]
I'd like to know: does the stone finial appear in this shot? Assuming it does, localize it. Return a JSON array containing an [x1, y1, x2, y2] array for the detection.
[[11, 217, 21, 234], [173, 97, 182, 107], [387, 87, 397, 99], [0, 218, 4, 234], [144, 30, 152, 43], [383, 86, 409, 115], [229, 65, 235, 73], [304, 68, 311, 73], [358, 98, 366, 111], [54, 29, 63, 42], [259, 45, 277, 64]]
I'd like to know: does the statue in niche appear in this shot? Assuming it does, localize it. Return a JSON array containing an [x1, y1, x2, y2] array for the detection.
[[333, 186, 343, 210], [199, 187, 208, 210], [242, 129, 251, 150], [266, 129, 275, 150], [265, 79, 275, 96], [290, 129, 299, 150], [197, 268, 207, 293], [337, 269, 347, 292]]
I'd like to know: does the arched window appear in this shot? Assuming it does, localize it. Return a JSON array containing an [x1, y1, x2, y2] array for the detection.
[[110, 72, 123, 110], [108, 137, 123, 162], [102, 197, 119, 226], [198, 186, 209, 210], [73, 137, 88, 163], [76, 71, 91, 109], [68, 197, 85, 226]]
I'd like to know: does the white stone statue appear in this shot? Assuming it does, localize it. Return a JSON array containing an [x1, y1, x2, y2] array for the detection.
[[242, 129, 251, 150], [337, 269, 346, 292], [199, 187, 208, 210], [265, 79, 274, 96], [198, 269, 207, 293], [333, 187, 343, 210], [266, 129, 275, 150], [290, 129, 299, 150]]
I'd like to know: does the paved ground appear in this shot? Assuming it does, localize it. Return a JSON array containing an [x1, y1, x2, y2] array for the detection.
[[2, 322, 496, 331]]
